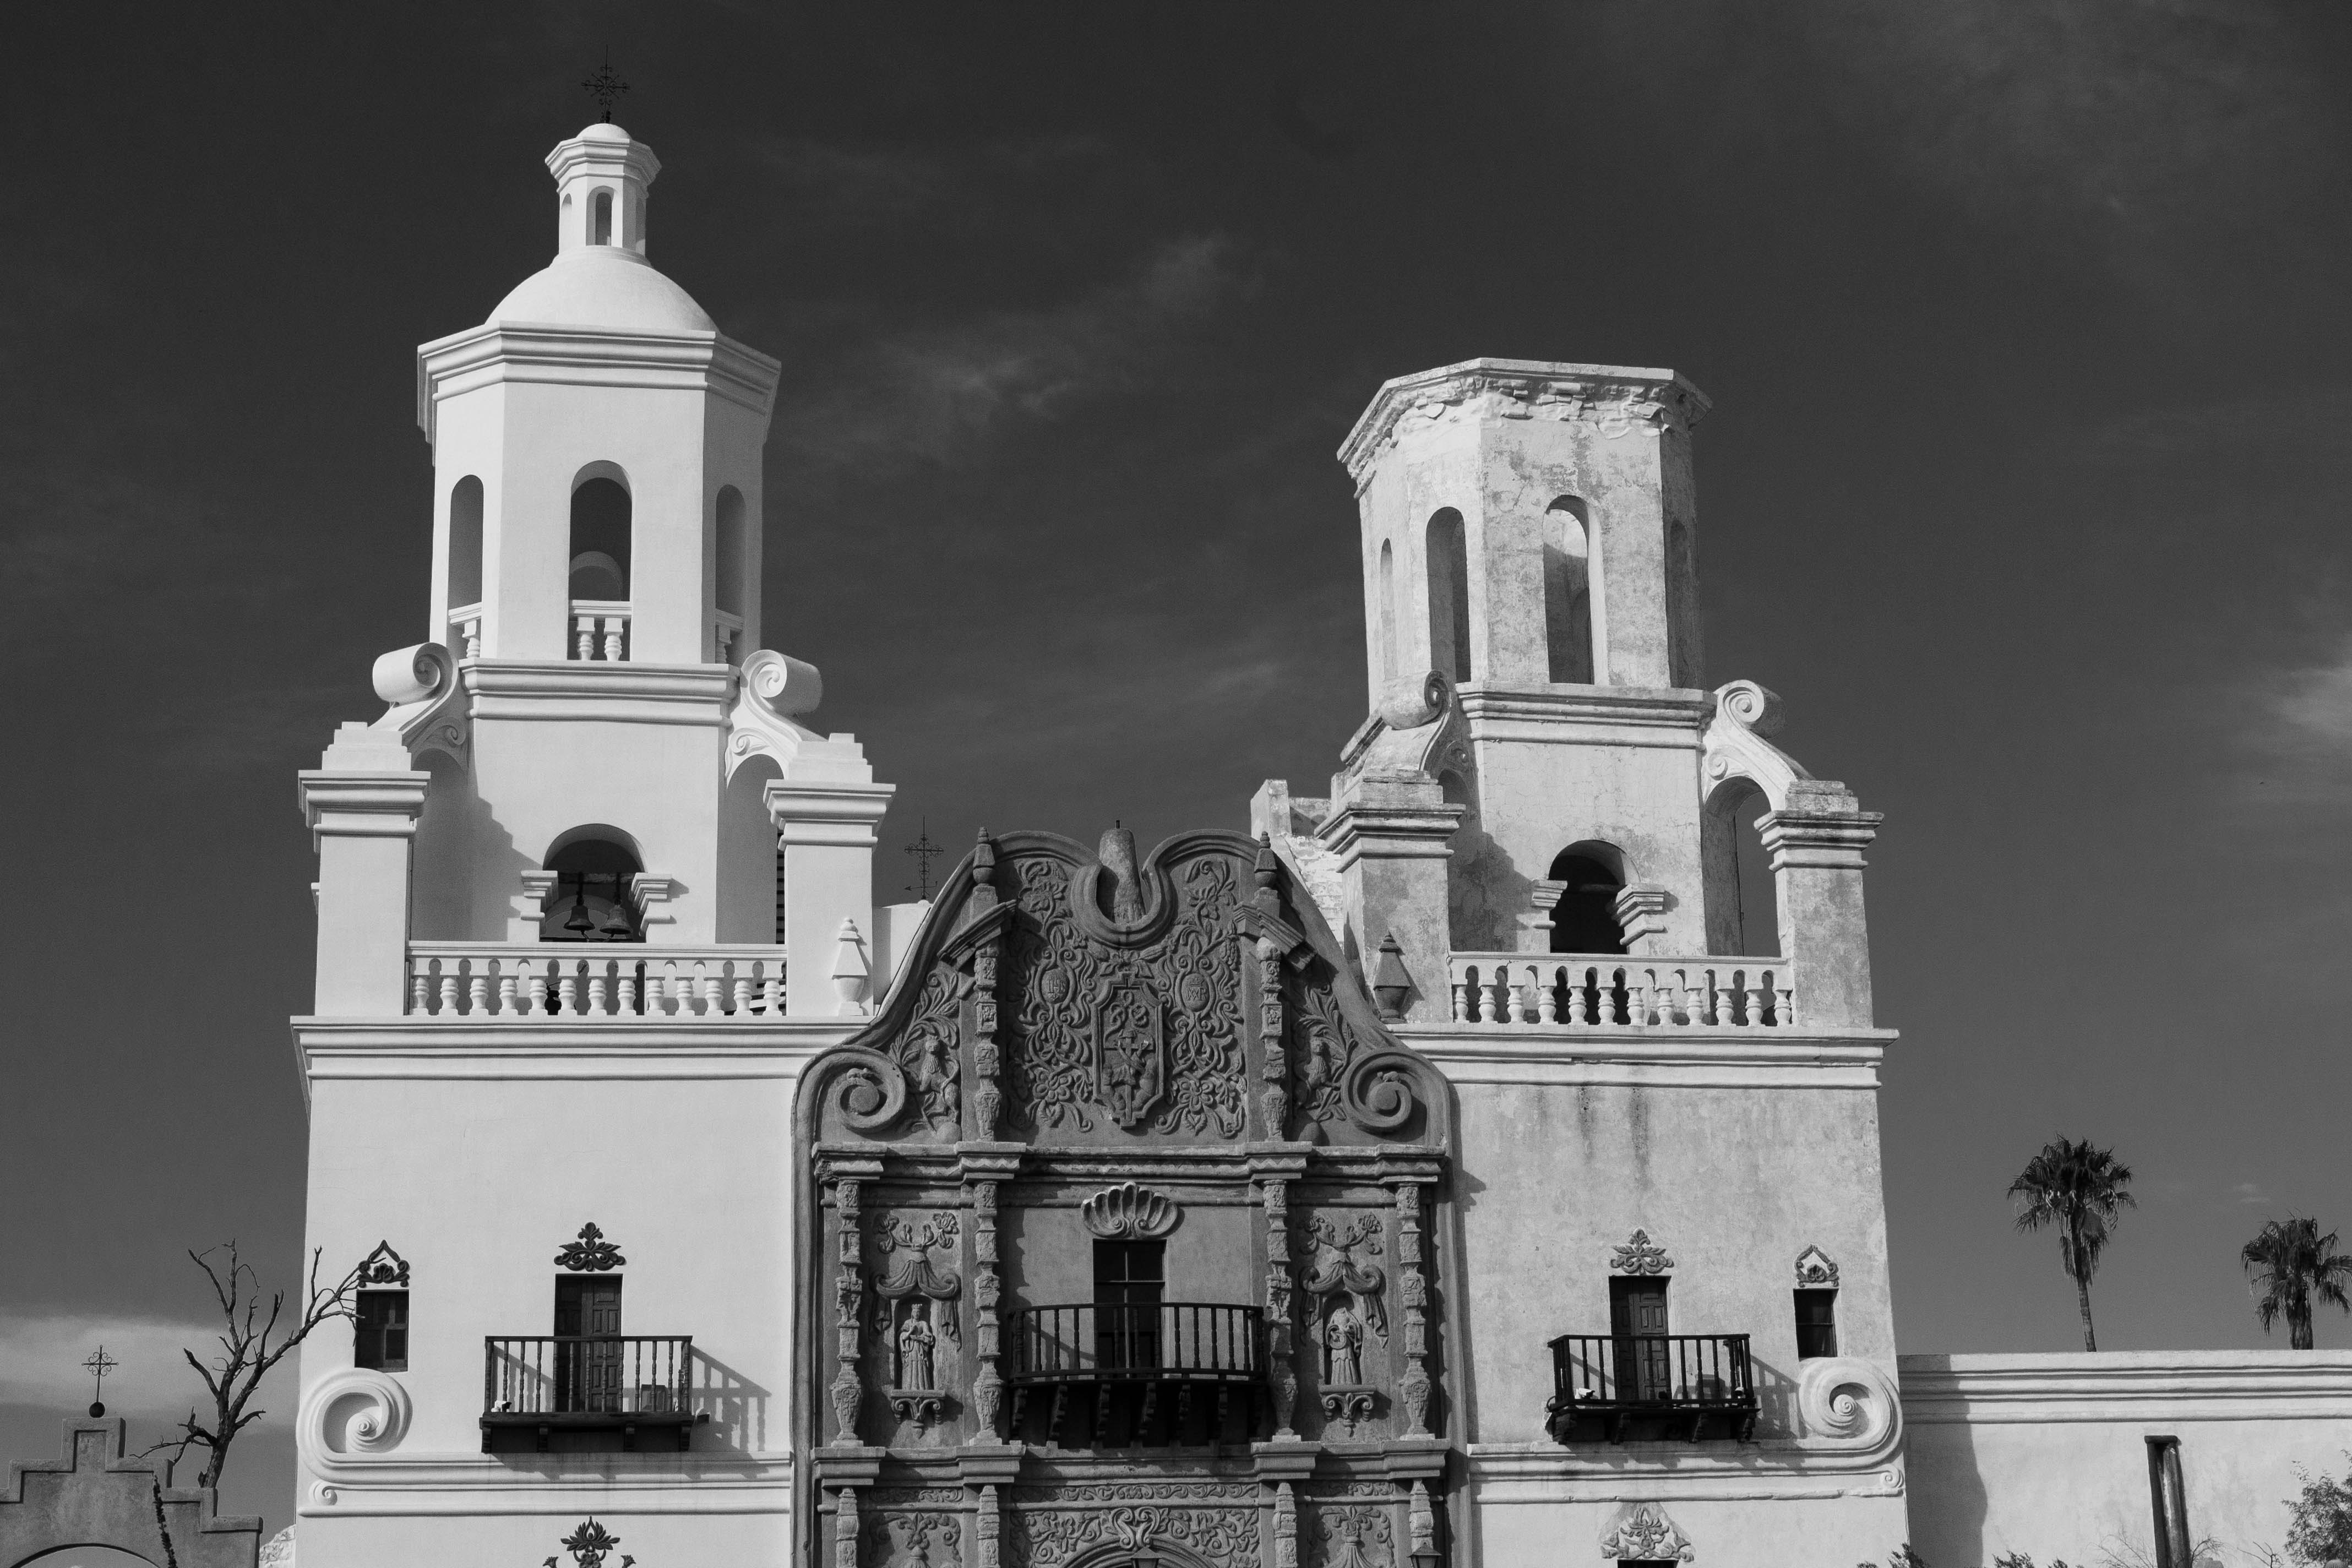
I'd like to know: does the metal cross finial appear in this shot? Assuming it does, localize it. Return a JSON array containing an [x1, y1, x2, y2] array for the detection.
[[83, 1345, 117, 1417], [905, 819, 943, 900], [581, 53, 630, 123]]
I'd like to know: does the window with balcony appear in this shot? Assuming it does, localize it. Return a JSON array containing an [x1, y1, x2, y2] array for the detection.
[[1547, 1276, 1758, 1444], [353, 1289, 407, 1372], [1005, 1238, 1261, 1449], [481, 1243, 697, 1453]]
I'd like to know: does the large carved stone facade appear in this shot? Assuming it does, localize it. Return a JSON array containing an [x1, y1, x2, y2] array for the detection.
[[797, 829, 1450, 1568]]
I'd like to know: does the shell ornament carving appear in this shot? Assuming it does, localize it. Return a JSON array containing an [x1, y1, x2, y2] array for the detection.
[[1796, 1355, 1903, 1450], [1794, 1243, 1840, 1287], [1610, 1228, 1674, 1276], [1598, 1501, 1693, 1561], [1080, 1182, 1180, 1239]]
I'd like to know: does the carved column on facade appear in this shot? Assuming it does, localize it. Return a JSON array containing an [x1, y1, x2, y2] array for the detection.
[[1273, 1481, 1299, 1568], [1391, 1181, 1433, 1436], [967, 833, 1006, 1140], [1251, 836, 1291, 1140], [834, 1484, 862, 1568], [968, 1180, 1005, 1437], [828, 1170, 875, 1445], [1408, 1479, 1439, 1568], [1256, 1158, 1308, 1438], [976, 1483, 1001, 1568]]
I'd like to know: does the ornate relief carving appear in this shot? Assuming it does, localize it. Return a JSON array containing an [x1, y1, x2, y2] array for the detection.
[[1005, 1483, 1261, 1568], [554, 1223, 624, 1272], [1610, 1229, 1673, 1276], [873, 1211, 961, 1437], [355, 1240, 409, 1287], [835, 1488, 861, 1568], [300, 1368, 413, 1459], [896, 967, 966, 1137], [864, 1489, 965, 1568], [1252, 839, 1293, 1139], [1794, 1244, 1839, 1288], [1597, 1501, 1692, 1561], [968, 835, 1006, 1140], [1293, 981, 1360, 1127], [1301, 1210, 1387, 1435], [1304, 1495, 1394, 1568], [1080, 1182, 1181, 1239], [1003, 843, 1248, 1137], [1795, 1355, 1903, 1450], [553, 1516, 635, 1567]]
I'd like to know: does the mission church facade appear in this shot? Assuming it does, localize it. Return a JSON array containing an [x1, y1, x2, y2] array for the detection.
[[275, 123, 2349, 1568]]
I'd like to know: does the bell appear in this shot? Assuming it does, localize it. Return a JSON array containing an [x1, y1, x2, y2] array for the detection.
[[564, 887, 595, 935], [599, 882, 635, 939]]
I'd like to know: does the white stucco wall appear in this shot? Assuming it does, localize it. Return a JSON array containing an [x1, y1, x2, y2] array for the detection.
[[1902, 1352, 2352, 1567]]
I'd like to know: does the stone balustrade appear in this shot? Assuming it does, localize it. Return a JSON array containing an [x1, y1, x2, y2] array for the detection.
[[569, 599, 631, 662], [407, 943, 786, 1019], [448, 601, 483, 659], [1446, 952, 1792, 1028]]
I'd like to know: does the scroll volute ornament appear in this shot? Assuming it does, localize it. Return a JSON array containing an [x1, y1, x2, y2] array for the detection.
[[1080, 1182, 1180, 1239]]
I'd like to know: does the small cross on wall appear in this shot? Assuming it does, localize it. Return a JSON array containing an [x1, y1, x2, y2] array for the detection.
[[82, 1345, 117, 1418], [905, 819, 943, 900]]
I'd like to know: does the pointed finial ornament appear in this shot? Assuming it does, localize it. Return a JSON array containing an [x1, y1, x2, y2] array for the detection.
[[581, 52, 630, 123]]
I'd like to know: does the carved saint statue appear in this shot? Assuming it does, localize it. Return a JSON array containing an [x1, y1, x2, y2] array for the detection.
[[1324, 1299, 1364, 1385], [897, 1300, 938, 1391]]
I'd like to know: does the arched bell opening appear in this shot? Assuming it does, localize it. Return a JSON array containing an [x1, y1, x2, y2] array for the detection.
[[1425, 508, 1471, 684], [1547, 842, 1627, 955], [1702, 778, 1779, 957], [540, 829, 645, 944]]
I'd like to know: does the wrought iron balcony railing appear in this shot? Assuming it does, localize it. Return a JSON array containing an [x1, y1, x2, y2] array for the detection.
[[1545, 1332, 1758, 1444], [1006, 1303, 1264, 1384], [1005, 1303, 1264, 1449], [481, 1335, 695, 1452]]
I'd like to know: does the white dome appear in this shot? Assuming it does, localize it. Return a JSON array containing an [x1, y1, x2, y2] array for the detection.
[[489, 247, 714, 334]]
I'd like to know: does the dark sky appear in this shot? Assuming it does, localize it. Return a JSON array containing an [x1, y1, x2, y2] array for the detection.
[[7, 0, 2352, 1529]]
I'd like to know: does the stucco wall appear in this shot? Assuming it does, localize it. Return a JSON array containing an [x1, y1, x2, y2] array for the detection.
[[1902, 1351, 2352, 1567], [1445, 1071, 1896, 1445]]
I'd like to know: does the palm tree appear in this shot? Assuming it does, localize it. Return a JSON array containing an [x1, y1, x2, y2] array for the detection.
[[2009, 1136, 2135, 1351], [2242, 1216, 2352, 1349]]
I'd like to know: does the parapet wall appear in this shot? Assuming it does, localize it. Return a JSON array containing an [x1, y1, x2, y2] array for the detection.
[[1900, 1350, 2352, 1566]]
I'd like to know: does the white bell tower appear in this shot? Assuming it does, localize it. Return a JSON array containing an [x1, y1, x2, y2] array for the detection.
[[300, 120, 894, 1009]]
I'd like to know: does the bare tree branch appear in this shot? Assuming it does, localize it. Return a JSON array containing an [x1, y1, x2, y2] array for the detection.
[[139, 1242, 364, 1491]]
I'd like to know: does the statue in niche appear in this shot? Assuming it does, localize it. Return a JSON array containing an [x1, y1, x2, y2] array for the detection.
[[897, 1300, 938, 1392], [1325, 1299, 1365, 1385]]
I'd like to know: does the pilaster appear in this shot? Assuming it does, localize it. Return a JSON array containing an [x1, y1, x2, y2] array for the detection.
[[1760, 781, 1884, 1030], [1317, 775, 1462, 1022], [767, 774, 896, 1016], [300, 723, 430, 1016]]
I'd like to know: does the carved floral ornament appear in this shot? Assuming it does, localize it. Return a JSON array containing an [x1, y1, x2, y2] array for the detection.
[[355, 1240, 408, 1288], [555, 1223, 625, 1272], [551, 1515, 636, 1568], [1080, 1182, 1180, 1239], [1795, 1244, 1840, 1288], [1598, 1501, 1693, 1561], [1610, 1229, 1673, 1276]]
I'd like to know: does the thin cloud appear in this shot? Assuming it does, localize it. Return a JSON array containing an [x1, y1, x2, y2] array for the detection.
[[0, 1313, 293, 1427], [2228, 632, 2352, 807], [775, 235, 1254, 465]]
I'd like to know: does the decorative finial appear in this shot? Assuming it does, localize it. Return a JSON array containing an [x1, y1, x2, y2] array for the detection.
[[83, 1344, 117, 1418], [581, 51, 630, 124], [905, 818, 943, 900]]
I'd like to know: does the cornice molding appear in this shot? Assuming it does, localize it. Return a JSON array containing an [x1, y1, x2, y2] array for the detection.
[[1457, 683, 1711, 748], [1340, 357, 1712, 482], [415, 322, 783, 439], [1898, 1350, 2352, 1423], [461, 660, 733, 727], [1396, 1024, 1892, 1090]]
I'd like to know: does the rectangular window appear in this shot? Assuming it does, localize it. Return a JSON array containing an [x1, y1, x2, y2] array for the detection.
[[1093, 1239, 1164, 1371], [354, 1289, 408, 1371], [1794, 1288, 1839, 1359]]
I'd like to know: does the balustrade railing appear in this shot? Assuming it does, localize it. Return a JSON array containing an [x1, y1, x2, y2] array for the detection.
[[1447, 954, 1790, 1028], [483, 1334, 693, 1419], [1006, 1303, 1263, 1384], [449, 601, 483, 660], [1545, 1332, 1757, 1442], [570, 599, 631, 662], [407, 943, 786, 1019]]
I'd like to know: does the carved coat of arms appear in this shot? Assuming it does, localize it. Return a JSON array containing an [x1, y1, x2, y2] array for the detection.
[[1094, 982, 1166, 1129]]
